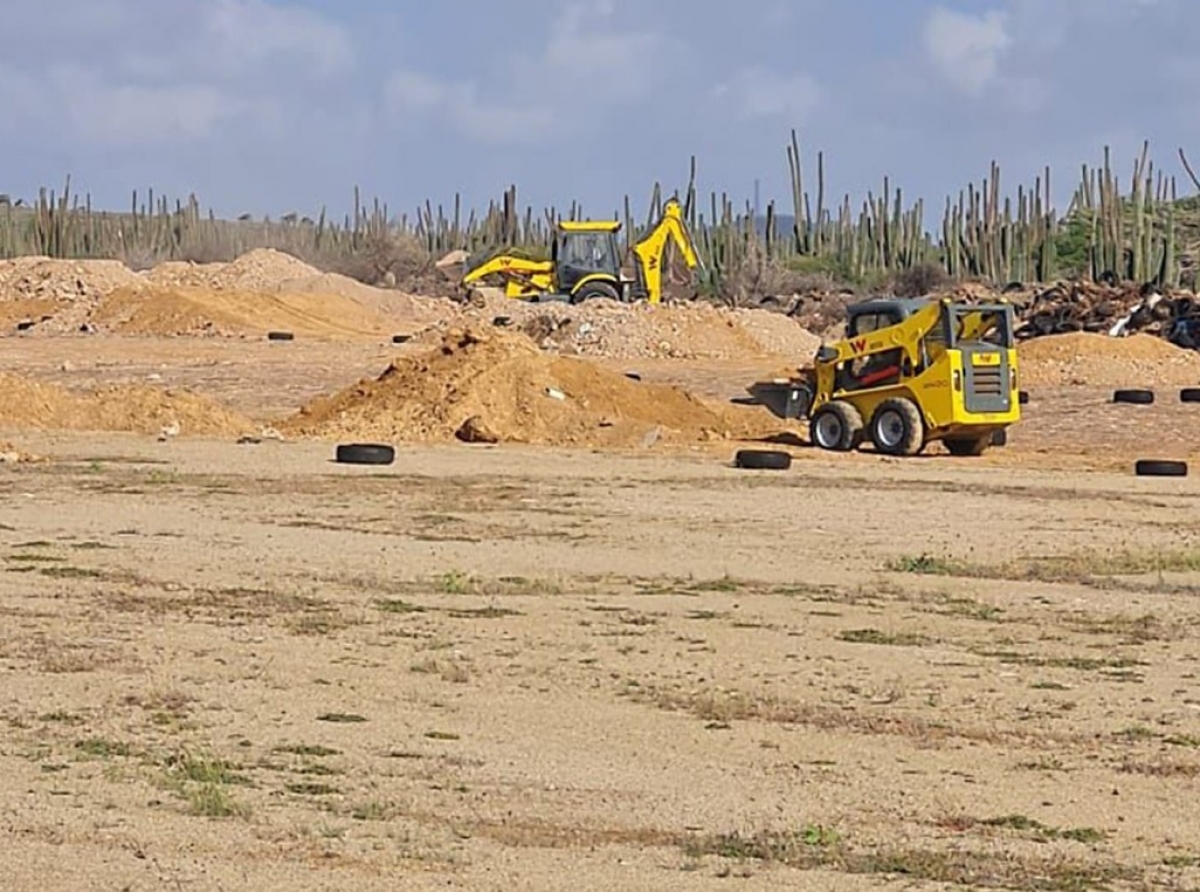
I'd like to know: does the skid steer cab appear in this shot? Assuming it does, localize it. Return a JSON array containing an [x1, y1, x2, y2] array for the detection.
[[751, 297, 1020, 457]]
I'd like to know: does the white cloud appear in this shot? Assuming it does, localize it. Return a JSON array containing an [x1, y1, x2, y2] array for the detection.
[[201, 0, 353, 77], [713, 67, 821, 123], [385, 71, 553, 144], [923, 7, 1010, 95]]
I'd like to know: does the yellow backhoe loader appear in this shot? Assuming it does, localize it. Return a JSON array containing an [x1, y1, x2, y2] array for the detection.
[[459, 198, 702, 305], [748, 296, 1020, 456]]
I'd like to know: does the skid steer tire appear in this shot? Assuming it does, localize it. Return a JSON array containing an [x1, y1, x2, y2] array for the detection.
[[334, 443, 396, 466], [1113, 389, 1154, 405], [1135, 459, 1187, 477], [267, 330, 294, 342], [733, 449, 792, 471], [1181, 388, 1200, 403], [809, 401, 864, 452], [1018, 390, 1030, 405], [570, 281, 621, 305], [869, 398, 925, 457], [944, 436, 989, 457]]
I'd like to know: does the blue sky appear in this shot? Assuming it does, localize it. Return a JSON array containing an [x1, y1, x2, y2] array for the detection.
[[0, 0, 1195, 225]]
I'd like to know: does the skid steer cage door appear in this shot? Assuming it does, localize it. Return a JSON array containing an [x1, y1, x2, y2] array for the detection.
[[960, 345, 1011, 413]]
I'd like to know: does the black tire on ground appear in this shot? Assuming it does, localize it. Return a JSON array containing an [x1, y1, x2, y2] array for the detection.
[[1113, 389, 1154, 404], [991, 429, 1008, 447], [492, 316, 513, 327], [944, 436, 990, 457], [1181, 388, 1200, 403], [868, 397, 925, 457], [570, 281, 621, 304], [734, 449, 792, 471], [391, 334, 411, 344], [335, 443, 396, 466], [624, 372, 642, 381], [1018, 390, 1030, 405], [267, 331, 294, 341], [809, 400, 864, 452], [1134, 459, 1188, 477]]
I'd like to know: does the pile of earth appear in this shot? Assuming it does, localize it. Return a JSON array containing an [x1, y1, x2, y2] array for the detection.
[[439, 288, 822, 362], [0, 373, 254, 437], [88, 285, 405, 340], [278, 326, 796, 449], [1017, 332, 1200, 388], [0, 249, 451, 338], [144, 249, 448, 331]]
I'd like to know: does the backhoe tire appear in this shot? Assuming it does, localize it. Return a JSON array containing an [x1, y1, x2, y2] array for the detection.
[[869, 398, 925, 457], [733, 449, 792, 471], [809, 401, 864, 452], [571, 281, 621, 305], [944, 436, 989, 457]]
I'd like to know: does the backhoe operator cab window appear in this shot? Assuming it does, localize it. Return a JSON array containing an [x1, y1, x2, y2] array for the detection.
[[556, 231, 619, 273]]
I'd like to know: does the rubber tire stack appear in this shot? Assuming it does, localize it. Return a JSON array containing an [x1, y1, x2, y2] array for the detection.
[[1134, 459, 1187, 477]]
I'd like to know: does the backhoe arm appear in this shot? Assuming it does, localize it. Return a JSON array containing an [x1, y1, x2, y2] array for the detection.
[[631, 199, 702, 304], [461, 253, 554, 298]]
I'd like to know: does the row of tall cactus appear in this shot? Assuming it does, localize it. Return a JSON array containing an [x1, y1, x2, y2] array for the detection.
[[0, 136, 1195, 295]]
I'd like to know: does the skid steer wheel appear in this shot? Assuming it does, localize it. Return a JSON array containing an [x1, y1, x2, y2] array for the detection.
[[869, 397, 925, 457], [733, 449, 792, 471], [1018, 390, 1030, 405], [267, 330, 294, 342], [809, 401, 864, 452], [335, 443, 396, 466], [943, 436, 990, 456], [570, 282, 621, 304], [1113, 389, 1154, 405], [1135, 459, 1188, 477], [1181, 388, 1200, 403]]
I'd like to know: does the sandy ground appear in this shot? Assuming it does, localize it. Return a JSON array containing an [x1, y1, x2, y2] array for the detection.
[[1, 257, 1200, 889], [0, 429, 1198, 891]]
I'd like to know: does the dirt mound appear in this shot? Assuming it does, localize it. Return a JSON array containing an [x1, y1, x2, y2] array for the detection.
[[0, 256, 142, 302], [0, 373, 253, 437], [440, 291, 820, 362], [89, 285, 403, 339], [279, 327, 792, 448], [1018, 332, 1200, 387], [145, 249, 449, 332]]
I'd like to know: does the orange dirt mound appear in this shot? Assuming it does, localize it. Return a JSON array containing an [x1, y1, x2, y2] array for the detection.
[[0, 373, 253, 437], [279, 327, 792, 448], [90, 285, 400, 339], [1018, 332, 1200, 387]]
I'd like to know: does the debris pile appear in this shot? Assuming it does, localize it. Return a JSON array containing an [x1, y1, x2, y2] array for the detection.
[[279, 326, 794, 448], [1017, 332, 1200, 387], [1014, 281, 1200, 347], [432, 289, 821, 362]]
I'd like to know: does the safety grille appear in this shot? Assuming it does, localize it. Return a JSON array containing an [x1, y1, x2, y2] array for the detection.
[[970, 365, 1004, 396]]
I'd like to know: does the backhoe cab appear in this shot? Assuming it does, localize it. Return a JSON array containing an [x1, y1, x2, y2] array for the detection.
[[459, 198, 700, 305], [749, 297, 1020, 457]]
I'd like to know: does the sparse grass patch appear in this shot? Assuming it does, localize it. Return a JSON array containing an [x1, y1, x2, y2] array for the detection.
[[162, 750, 250, 819], [967, 814, 1107, 844], [446, 605, 521, 619], [75, 738, 131, 759], [376, 598, 426, 614], [424, 730, 460, 741], [889, 548, 1200, 585], [317, 713, 367, 724], [682, 827, 1127, 889], [39, 565, 102, 579], [837, 628, 931, 647], [274, 743, 341, 758], [286, 782, 338, 796]]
